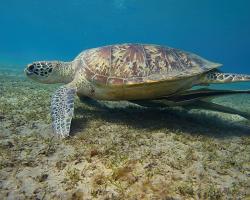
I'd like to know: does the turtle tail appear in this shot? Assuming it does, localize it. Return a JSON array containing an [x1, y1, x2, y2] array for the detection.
[[201, 69, 250, 84]]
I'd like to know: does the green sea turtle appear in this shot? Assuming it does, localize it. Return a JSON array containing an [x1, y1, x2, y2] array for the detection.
[[24, 44, 250, 137]]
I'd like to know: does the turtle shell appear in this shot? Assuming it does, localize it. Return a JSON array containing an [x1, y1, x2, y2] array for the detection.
[[77, 44, 221, 86]]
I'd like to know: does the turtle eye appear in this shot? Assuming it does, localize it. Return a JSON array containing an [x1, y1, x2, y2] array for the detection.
[[28, 64, 35, 72]]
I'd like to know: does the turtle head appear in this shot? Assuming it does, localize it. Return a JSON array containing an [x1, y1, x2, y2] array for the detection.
[[25, 61, 75, 84]]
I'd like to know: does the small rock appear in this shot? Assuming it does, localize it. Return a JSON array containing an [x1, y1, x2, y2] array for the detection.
[[72, 189, 84, 200], [6, 141, 14, 148], [0, 139, 14, 148], [56, 161, 67, 170], [36, 174, 48, 182], [90, 149, 99, 157]]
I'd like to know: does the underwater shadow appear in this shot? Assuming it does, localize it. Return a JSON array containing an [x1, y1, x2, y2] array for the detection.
[[71, 99, 250, 138]]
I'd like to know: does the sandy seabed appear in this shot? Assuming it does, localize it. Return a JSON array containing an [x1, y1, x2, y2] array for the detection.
[[0, 68, 250, 200]]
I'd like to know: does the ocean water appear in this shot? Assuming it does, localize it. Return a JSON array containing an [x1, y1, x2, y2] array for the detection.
[[1, 0, 250, 199]]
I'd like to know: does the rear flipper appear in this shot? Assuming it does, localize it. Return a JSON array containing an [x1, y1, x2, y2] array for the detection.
[[51, 86, 76, 138], [202, 70, 250, 84], [131, 88, 250, 120], [183, 100, 250, 120], [159, 88, 250, 104]]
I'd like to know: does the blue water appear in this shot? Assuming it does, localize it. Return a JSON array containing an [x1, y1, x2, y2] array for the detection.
[[0, 0, 250, 74], [1, 2, 250, 198]]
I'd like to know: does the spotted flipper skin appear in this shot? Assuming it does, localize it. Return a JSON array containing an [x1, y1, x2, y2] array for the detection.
[[203, 70, 250, 84], [51, 86, 76, 138]]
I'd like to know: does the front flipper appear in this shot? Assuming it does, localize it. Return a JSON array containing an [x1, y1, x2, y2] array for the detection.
[[51, 86, 76, 138]]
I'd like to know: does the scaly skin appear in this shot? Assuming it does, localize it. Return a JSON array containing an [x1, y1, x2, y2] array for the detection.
[[202, 70, 250, 84]]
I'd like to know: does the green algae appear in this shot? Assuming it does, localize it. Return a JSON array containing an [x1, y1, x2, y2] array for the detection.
[[63, 167, 82, 190]]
